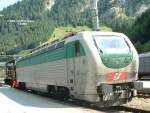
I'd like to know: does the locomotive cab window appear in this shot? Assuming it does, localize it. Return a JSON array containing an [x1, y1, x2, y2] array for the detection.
[[94, 35, 130, 54], [75, 41, 80, 57]]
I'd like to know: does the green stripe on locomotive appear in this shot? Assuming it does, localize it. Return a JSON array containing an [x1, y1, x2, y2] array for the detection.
[[16, 41, 86, 68], [100, 53, 133, 69]]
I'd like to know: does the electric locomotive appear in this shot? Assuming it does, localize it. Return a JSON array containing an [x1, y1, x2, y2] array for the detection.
[[14, 31, 141, 106]]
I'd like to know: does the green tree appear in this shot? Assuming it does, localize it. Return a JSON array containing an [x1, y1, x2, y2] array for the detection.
[[132, 9, 150, 44], [134, 41, 143, 53]]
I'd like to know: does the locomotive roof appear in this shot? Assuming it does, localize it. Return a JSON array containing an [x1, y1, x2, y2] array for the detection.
[[17, 40, 65, 62], [78, 31, 125, 37]]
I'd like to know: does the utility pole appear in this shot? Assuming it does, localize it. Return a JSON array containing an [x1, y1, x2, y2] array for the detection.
[[91, 0, 99, 31]]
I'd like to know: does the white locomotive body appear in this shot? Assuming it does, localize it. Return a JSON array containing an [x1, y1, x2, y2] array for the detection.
[[16, 31, 141, 106]]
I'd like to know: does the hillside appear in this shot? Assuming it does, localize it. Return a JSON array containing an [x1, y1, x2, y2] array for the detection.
[[0, 0, 54, 55], [0, 0, 150, 56], [48, 0, 150, 27], [98, 0, 150, 30], [98, 0, 150, 18]]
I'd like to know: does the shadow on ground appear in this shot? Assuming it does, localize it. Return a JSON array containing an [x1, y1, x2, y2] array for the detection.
[[0, 86, 74, 108]]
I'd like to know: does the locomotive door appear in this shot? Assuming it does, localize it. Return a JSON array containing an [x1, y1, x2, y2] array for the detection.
[[66, 42, 75, 92], [74, 41, 85, 96], [66, 41, 84, 96]]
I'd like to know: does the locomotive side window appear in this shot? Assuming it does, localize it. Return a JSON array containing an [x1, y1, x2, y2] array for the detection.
[[75, 41, 80, 57]]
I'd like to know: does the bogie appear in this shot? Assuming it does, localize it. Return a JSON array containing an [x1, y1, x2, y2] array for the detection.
[[47, 85, 70, 99]]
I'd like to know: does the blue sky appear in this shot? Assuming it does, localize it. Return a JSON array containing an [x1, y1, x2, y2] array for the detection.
[[0, 0, 22, 11]]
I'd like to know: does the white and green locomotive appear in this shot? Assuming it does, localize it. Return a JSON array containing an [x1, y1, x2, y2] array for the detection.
[[15, 31, 141, 106]]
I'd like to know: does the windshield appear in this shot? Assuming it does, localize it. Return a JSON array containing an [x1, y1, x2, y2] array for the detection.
[[94, 35, 130, 54]]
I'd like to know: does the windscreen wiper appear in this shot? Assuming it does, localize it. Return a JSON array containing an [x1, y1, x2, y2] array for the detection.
[[124, 38, 131, 52], [93, 37, 103, 53]]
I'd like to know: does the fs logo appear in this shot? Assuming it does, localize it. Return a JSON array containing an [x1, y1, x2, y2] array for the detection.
[[107, 72, 127, 81], [113, 72, 121, 80]]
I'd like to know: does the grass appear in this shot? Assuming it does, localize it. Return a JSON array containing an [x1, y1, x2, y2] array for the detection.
[[47, 26, 91, 43], [17, 49, 32, 56], [47, 25, 112, 43], [100, 26, 112, 32]]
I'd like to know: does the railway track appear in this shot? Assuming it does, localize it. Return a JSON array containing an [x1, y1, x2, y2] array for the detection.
[[106, 106, 149, 113], [18, 89, 150, 113], [68, 101, 150, 113], [59, 99, 150, 113], [138, 92, 150, 98]]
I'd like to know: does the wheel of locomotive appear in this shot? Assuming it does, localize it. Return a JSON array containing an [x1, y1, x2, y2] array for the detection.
[[4, 79, 13, 87], [56, 87, 70, 100], [47, 85, 56, 97], [18, 82, 26, 90], [48, 85, 70, 100]]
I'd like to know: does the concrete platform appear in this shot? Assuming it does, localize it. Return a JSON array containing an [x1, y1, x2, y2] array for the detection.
[[0, 86, 104, 113]]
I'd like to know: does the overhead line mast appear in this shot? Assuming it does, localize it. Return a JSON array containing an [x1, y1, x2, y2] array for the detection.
[[92, 0, 99, 31]]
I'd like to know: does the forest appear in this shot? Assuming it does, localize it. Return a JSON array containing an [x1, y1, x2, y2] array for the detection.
[[0, 0, 149, 56]]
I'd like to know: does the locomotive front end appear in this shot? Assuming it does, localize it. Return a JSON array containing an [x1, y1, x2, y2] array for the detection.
[[93, 34, 142, 106]]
